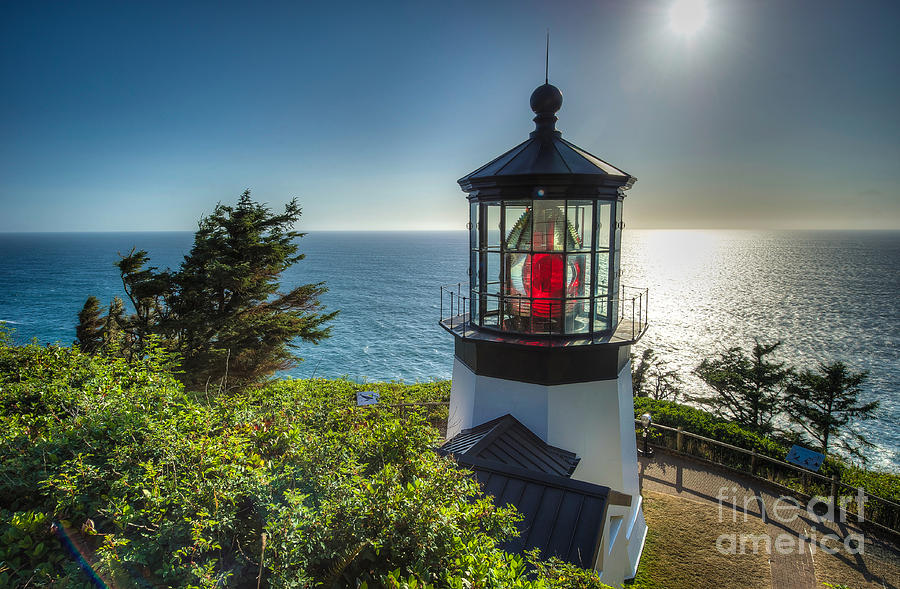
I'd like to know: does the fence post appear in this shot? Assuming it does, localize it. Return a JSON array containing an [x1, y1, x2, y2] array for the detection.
[[750, 450, 757, 475], [676, 427, 684, 453]]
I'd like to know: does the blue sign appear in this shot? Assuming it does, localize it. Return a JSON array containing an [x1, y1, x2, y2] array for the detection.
[[785, 444, 825, 472], [356, 390, 380, 406]]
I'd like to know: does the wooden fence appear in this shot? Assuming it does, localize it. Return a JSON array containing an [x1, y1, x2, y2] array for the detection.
[[636, 419, 900, 538]]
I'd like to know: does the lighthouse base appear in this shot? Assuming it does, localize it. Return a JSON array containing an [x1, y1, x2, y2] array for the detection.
[[448, 356, 646, 585]]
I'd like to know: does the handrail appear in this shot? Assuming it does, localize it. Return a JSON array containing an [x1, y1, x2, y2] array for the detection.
[[439, 281, 649, 343], [634, 418, 900, 533]]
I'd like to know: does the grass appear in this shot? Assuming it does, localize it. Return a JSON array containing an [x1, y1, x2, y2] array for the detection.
[[626, 491, 771, 589], [813, 538, 900, 588]]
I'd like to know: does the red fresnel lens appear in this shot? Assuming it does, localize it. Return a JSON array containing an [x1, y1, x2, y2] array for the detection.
[[524, 252, 565, 317]]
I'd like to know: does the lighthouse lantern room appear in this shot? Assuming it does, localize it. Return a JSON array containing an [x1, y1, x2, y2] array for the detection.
[[439, 80, 649, 586]]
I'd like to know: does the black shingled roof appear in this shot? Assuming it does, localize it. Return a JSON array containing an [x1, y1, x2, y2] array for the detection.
[[440, 415, 631, 569], [438, 414, 579, 478], [457, 135, 632, 190]]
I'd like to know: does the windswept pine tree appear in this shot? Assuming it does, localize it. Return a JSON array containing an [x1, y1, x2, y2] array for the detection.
[[104, 296, 127, 350], [168, 191, 337, 388], [115, 249, 174, 356], [632, 348, 683, 402], [74, 295, 105, 354], [785, 361, 879, 460], [693, 340, 791, 434], [80, 190, 337, 389]]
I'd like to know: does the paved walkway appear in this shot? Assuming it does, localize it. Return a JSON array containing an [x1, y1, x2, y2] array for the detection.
[[639, 450, 899, 589]]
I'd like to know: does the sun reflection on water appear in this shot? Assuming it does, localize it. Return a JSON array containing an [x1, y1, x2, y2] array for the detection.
[[622, 229, 900, 469]]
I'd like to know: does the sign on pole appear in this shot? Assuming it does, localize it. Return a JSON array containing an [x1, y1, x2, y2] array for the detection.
[[785, 444, 825, 472], [356, 390, 380, 406]]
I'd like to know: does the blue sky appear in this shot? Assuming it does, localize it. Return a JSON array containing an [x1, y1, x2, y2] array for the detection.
[[2, 0, 899, 231]]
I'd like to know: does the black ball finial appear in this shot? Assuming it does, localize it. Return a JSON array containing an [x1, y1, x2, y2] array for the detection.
[[530, 83, 563, 115]]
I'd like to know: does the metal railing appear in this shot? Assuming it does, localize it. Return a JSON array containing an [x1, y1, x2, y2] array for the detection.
[[616, 285, 649, 342], [439, 283, 470, 334], [635, 419, 900, 537], [439, 282, 649, 344]]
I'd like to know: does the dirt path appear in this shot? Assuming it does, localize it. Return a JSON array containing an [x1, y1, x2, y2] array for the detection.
[[639, 450, 899, 589]]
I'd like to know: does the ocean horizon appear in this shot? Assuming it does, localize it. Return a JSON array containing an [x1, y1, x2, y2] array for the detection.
[[0, 229, 897, 471]]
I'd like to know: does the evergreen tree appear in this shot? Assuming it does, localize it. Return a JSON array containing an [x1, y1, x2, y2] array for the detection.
[[785, 361, 878, 459], [83, 190, 337, 389], [114, 250, 174, 359], [632, 348, 682, 401], [693, 340, 790, 434], [75, 296, 105, 354], [632, 349, 651, 394], [104, 296, 128, 351], [168, 191, 336, 388]]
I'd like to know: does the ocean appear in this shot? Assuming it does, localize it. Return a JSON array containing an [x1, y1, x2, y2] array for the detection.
[[0, 230, 897, 470]]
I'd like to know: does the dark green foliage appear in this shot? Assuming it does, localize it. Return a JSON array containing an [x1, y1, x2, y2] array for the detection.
[[633, 397, 900, 503], [81, 190, 337, 388], [633, 397, 787, 457], [169, 191, 337, 388], [114, 248, 175, 356], [632, 348, 682, 401], [103, 296, 128, 350], [0, 332, 611, 588], [75, 295, 105, 354], [0, 510, 97, 588], [692, 340, 791, 434], [785, 361, 879, 459]]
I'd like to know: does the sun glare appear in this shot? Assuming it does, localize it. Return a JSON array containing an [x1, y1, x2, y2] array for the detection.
[[668, 0, 709, 37]]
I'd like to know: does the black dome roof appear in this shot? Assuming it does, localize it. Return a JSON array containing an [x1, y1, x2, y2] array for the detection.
[[458, 83, 633, 193]]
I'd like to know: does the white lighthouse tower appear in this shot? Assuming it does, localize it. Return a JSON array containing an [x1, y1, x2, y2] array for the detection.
[[440, 80, 649, 585]]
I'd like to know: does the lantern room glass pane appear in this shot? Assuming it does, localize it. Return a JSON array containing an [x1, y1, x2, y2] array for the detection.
[[504, 202, 531, 251], [485, 203, 501, 250], [528, 252, 566, 302], [532, 200, 566, 252], [486, 252, 501, 295], [502, 295, 531, 333], [595, 251, 610, 297], [483, 295, 499, 327], [567, 201, 593, 251], [470, 292, 480, 324], [566, 253, 589, 299], [597, 202, 612, 250], [504, 253, 528, 298], [532, 299, 564, 334], [569, 299, 591, 334], [594, 296, 610, 332]]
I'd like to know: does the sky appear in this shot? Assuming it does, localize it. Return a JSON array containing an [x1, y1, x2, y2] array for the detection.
[[1, 0, 899, 232]]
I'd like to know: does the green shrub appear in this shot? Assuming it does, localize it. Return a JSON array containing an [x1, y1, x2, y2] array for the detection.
[[0, 332, 609, 587], [633, 397, 785, 457]]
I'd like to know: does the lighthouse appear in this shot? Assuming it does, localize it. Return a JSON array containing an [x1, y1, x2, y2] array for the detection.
[[439, 80, 648, 585]]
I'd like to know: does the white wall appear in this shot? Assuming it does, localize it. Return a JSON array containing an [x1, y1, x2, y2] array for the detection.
[[448, 358, 640, 496], [448, 356, 646, 580]]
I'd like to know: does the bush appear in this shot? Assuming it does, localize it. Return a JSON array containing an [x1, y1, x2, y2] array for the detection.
[[0, 333, 609, 588], [633, 398, 785, 457]]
